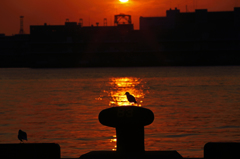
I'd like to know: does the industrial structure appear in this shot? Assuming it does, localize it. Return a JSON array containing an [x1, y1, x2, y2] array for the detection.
[[1, 8, 240, 67], [19, 16, 25, 34], [114, 14, 132, 25]]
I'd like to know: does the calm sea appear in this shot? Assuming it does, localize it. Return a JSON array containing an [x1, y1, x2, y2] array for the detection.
[[0, 66, 240, 158]]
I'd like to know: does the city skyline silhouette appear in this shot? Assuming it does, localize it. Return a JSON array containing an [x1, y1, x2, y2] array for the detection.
[[1, 0, 240, 35]]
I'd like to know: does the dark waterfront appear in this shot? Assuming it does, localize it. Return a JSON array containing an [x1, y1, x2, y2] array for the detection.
[[1, 8, 240, 67], [0, 66, 240, 158]]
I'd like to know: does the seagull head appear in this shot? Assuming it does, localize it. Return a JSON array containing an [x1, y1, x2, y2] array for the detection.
[[125, 92, 130, 95]]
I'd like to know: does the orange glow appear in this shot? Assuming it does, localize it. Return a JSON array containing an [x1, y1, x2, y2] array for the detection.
[[107, 77, 145, 106], [99, 77, 147, 151], [1, 1, 239, 35], [110, 135, 117, 151], [119, 0, 129, 3]]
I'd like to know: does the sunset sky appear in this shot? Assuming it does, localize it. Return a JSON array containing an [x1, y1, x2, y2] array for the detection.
[[1, 0, 240, 35]]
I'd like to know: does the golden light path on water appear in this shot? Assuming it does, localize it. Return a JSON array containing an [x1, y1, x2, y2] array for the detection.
[[103, 77, 147, 150], [107, 77, 145, 107], [119, 0, 128, 2]]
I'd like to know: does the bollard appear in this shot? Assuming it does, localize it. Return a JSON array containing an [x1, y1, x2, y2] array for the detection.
[[80, 106, 183, 159], [99, 106, 154, 154]]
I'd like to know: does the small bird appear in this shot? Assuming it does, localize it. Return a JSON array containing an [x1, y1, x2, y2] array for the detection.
[[125, 92, 137, 104], [18, 129, 27, 143]]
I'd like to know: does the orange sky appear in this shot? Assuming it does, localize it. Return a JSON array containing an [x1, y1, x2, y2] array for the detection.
[[1, 0, 240, 35]]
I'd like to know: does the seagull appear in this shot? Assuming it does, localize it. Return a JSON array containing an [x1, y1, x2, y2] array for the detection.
[[125, 92, 137, 104], [18, 129, 27, 143]]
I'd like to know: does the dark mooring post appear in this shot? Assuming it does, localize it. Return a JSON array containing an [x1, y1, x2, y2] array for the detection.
[[99, 106, 154, 155]]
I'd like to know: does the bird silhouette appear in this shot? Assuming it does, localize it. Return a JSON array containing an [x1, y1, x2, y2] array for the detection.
[[18, 129, 27, 143], [125, 92, 137, 104]]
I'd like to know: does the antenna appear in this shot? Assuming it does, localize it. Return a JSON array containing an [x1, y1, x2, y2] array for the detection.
[[79, 18, 83, 26], [104, 18, 107, 26], [19, 16, 24, 34]]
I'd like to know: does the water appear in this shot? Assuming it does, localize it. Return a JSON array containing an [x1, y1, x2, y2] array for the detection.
[[0, 66, 240, 158]]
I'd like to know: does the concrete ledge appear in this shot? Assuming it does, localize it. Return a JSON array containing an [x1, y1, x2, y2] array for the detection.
[[79, 151, 183, 159], [0, 143, 61, 159], [204, 142, 240, 159]]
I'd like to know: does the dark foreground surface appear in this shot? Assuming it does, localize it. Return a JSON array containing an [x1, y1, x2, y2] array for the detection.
[[0, 142, 240, 159]]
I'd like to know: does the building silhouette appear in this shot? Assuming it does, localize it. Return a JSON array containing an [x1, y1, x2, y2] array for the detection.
[[140, 7, 240, 38], [1, 9, 240, 67]]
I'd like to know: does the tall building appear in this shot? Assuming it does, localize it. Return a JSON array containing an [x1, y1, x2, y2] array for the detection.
[[140, 7, 240, 39]]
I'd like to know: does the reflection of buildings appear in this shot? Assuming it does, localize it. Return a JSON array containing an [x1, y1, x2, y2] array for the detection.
[[1, 8, 240, 67]]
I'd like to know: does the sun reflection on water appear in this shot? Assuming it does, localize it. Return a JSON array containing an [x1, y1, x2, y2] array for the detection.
[[110, 135, 117, 151], [107, 77, 145, 107], [98, 77, 147, 151]]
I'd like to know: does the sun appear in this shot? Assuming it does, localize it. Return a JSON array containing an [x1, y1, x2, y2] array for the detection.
[[119, 0, 128, 2]]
